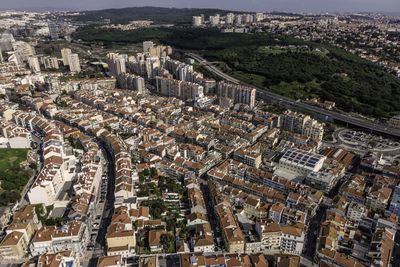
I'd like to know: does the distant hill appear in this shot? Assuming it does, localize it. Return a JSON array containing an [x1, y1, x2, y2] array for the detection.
[[72, 6, 233, 25]]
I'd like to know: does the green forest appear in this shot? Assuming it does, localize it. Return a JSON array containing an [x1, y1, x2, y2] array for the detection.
[[73, 26, 400, 118], [0, 149, 30, 206], [73, 7, 230, 25]]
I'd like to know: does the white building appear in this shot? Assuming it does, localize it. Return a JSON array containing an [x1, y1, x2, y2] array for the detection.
[[68, 54, 81, 73], [218, 81, 256, 108], [11, 111, 76, 205], [117, 73, 145, 93], [13, 41, 35, 61], [143, 41, 154, 53], [155, 77, 204, 101], [209, 15, 220, 26], [305, 169, 341, 193], [346, 202, 367, 224], [107, 53, 126, 77], [226, 13, 235, 24], [61, 48, 72, 66], [275, 148, 326, 180], [28, 56, 41, 73], [280, 225, 305, 255], [192, 223, 215, 253], [42, 56, 59, 70], [0, 32, 15, 51], [0, 118, 31, 148], [192, 16, 202, 27], [255, 222, 282, 253], [48, 22, 59, 40], [281, 110, 324, 140], [30, 221, 89, 257]]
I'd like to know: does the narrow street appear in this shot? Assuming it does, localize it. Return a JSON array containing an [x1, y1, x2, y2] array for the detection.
[[200, 181, 224, 252], [303, 205, 327, 262], [86, 143, 116, 267]]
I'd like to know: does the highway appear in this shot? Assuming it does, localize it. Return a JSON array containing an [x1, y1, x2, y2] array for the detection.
[[187, 52, 400, 139]]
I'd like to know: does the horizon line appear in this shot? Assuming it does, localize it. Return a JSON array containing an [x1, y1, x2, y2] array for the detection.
[[0, 5, 399, 15]]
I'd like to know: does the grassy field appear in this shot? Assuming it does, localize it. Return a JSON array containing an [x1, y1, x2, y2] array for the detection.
[[0, 148, 30, 206], [0, 148, 29, 172]]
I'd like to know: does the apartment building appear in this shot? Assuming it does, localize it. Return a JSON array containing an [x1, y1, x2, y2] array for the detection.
[[233, 148, 262, 168], [68, 54, 81, 73], [0, 231, 29, 260], [218, 81, 256, 108], [389, 185, 400, 216], [0, 118, 31, 148], [61, 48, 71, 66], [365, 187, 392, 212], [155, 76, 204, 101], [215, 202, 245, 253], [346, 202, 367, 224], [29, 221, 89, 257], [280, 225, 305, 255], [11, 111, 76, 205], [107, 53, 126, 77], [255, 221, 282, 253], [106, 207, 136, 257], [281, 110, 324, 140], [192, 223, 215, 253], [42, 56, 59, 70]]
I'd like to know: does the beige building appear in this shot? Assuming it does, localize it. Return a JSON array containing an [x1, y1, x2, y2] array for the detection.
[[106, 207, 136, 257], [0, 231, 29, 260], [106, 224, 136, 257], [224, 227, 245, 253], [255, 221, 282, 253]]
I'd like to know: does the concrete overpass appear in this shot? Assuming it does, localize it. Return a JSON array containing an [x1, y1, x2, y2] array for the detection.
[[187, 52, 400, 139]]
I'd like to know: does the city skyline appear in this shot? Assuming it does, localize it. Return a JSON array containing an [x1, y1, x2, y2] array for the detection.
[[0, 0, 399, 13]]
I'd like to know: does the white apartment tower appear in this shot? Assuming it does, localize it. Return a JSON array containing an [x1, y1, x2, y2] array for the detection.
[[28, 56, 41, 73], [143, 41, 154, 53], [226, 13, 235, 24], [218, 81, 256, 108], [281, 110, 324, 140], [42, 56, 59, 70], [107, 53, 126, 77], [68, 53, 81, 73], [192, 16, 202, 26], [61, 48, 72, 66]]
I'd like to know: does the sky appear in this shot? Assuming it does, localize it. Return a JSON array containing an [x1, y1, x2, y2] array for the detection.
[[0, 0, 399, 13]]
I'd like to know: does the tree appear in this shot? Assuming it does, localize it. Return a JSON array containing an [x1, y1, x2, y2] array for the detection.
[[0, 191, 20, 206], [150, 167, 157, 177], [142, 169, 150, 177], [139, 172, 145, 183], [160, 234, 175, 253], [142, 199, 166, 219]]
